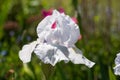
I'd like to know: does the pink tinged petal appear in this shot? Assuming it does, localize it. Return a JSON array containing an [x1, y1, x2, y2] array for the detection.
[[38, 10, 80, 47], [42, 8, 64, 18], [68, 47, 95, 68], [58, 8, 64, 13], [72, 17, 78, 24], [51, 21, 56, 29], [37, 10, 58, 36], [37, 16, 54, 41], [39, 10, 67, 44], [37, 10, 59, 43], [42, 9, 53, 17], [19, 41, 37, 63]]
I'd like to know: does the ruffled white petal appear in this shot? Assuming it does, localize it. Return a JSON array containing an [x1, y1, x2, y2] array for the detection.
[[114, 64, 120, 75], [62, 14, 80, 47], [37, 10, 59, 40], [19, 41, 37, 63], [115, 53, 120, 65], [37, 16, 53, 42], [68, 47, 95, 68], [34, 43, 69, 66], [36, 10, 80, 47], [114, 53, 120, 75], [52, 10, 80, 47]]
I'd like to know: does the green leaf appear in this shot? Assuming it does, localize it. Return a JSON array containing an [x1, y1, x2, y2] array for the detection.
[[41, 63, 55, 80], [23, 64, 35, 79], [108, 67, 116, 80]]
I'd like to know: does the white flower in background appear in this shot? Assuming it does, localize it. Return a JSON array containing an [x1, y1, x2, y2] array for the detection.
[[19, 10, 95, 68], [114, 53, 120, 75]]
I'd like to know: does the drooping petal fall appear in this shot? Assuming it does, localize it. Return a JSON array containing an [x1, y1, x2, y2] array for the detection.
[[68, 47, 95, 68], [34, 43, 69, 66], [19, 41, 37, 63]]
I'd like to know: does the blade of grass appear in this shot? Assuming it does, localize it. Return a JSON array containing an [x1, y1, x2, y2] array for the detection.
[[108, 67, 116, 80]]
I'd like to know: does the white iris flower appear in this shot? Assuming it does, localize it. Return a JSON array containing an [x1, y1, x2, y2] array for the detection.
[[19, 10, 95, 68], [114, 53, 120, 75]]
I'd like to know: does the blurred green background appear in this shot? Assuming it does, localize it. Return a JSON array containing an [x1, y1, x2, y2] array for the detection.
[[0, 0, 120, 80]]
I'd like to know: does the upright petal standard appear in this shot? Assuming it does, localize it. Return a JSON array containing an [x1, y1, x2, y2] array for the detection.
[[19, 10, 95, 68]]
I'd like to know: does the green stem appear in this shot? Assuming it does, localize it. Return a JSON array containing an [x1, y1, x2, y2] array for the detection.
[[41, 63, 55, 80]]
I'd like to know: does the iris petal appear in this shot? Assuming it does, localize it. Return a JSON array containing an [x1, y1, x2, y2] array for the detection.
[[68, 47, 95, 68], [114, 64, 120, 75], [115, 53, 120, 65], [19, 41, 37, 63], [114, 53, 120, 75], [38, 10, 80, 47], [34, 43, 69, 66]]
